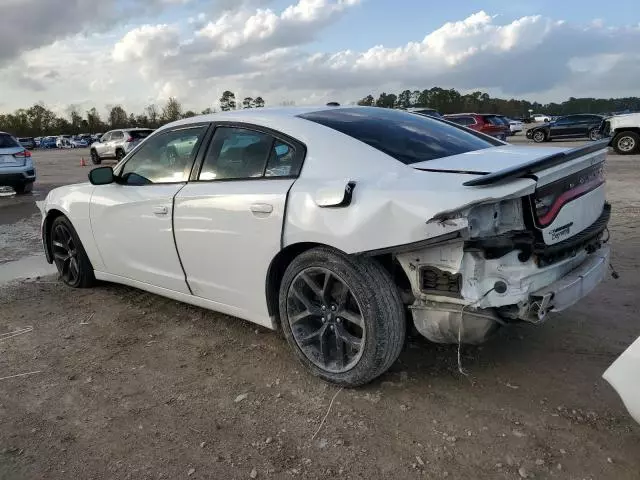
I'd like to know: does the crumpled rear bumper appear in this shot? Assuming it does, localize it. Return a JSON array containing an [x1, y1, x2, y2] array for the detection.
[[526, 246, 609, 321]]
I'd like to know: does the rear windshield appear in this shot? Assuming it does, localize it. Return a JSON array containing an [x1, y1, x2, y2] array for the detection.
[[0, 133, 20, 148], [484, 115, 507, 126], [129, 130, 153, 139], [299, 108, 498, 164]]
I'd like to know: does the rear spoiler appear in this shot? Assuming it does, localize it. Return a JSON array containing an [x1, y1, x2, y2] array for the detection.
[[463, 139, 610, 187]]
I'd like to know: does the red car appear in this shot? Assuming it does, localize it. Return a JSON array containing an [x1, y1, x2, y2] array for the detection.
[[444, 113, 509, 141]]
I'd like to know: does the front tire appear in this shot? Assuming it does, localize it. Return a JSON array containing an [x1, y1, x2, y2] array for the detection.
[[532, 130, 546, 143], [612, 132, 640, 155], [14, 182, 33, 195], [115, 148, 124, 161], [278, 247, 406, 387], [90, 149, 101, 165], [50, 216, 95, 288], [588, 128, 600, 141]]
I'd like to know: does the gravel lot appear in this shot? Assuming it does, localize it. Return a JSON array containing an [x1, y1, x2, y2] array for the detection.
[[1, 138, 639, 479]]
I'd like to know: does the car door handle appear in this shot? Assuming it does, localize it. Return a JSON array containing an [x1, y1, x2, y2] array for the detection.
[[152, 206, 169, 215], [250, 203, 273, 214]]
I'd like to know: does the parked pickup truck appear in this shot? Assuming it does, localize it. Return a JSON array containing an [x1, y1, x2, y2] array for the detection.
[[600, 113, 640, 155]]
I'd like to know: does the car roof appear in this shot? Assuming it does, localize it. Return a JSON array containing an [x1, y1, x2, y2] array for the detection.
[[159, 106, 339, 132]]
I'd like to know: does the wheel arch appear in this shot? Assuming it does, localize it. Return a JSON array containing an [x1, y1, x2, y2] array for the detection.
[[42, 208, 67, 263], [614, 127, 640, 136], [265, 242, 411, 328]]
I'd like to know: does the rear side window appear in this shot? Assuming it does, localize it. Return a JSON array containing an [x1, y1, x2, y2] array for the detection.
[[111, 131, 124, 140], [299, 108, 497, 165], [483, 115, 504, 126], [447, 116, 475, 126], [0, 134, 20, 148], [129, 130, 153, 139]]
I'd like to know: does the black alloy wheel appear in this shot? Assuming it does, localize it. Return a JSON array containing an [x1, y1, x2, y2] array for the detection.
[[286, 267, 365, 373], [50, 216, 95, 288]]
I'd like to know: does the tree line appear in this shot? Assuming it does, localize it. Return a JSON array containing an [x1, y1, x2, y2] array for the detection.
[[0, 91, 266, 137], [3, 86, 640, 137], [357, 88, 640, 118]]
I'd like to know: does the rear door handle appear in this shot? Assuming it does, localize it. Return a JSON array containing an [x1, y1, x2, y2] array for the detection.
[[152, 206, 168, 215], [250, 203, 273, 214]]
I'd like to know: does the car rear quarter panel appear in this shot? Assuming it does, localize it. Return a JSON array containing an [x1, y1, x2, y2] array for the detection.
[[284, 166, 536, 254]]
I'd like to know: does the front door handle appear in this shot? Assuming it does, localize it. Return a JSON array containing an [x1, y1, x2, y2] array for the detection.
[[152, 206, 168, 215], [250, 203, 273, 214]]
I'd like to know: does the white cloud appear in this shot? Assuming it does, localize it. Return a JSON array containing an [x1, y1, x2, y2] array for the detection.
[[1, 3, 640, 114]]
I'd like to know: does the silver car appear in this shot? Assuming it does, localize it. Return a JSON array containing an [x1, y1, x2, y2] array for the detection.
[[90, 128, 154, 164]]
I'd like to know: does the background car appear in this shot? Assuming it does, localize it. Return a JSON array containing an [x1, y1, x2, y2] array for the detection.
[[531, 114, 551, 123], [600, 112, 640, 155], [444, 113, 509, 140], [526, 114, 604, 143], [90, 128, 154, 164], [18, 137, 37, 149], [56, 136, 72, 148], [40, 136, 57, 149], [0, 131, 36, 194], [71, 137, 89, 148], [505, 117, 524, 135]]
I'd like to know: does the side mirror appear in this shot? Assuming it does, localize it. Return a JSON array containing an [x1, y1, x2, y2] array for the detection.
[[89, 166, 115, 185]]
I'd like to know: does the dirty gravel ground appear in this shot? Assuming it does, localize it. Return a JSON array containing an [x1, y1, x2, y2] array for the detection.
[[1, 143, 639, 479]]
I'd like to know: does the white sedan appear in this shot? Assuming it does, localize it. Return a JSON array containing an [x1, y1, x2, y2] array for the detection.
[[42, 107, 612, 386]]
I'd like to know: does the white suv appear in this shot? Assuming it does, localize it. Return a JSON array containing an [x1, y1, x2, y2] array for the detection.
[[601, 113, 640, 155], [90, 128, 154, 164]]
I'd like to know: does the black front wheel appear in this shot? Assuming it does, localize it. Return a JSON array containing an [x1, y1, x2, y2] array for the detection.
[[279, 247, 406, 387], [115, 149, 124, 161], [532, 130, 546, 143], [50, 216, 95, 288], [588, 128, 600, 141], [14, 182, 33, 195], [90, 149, 101, 165]]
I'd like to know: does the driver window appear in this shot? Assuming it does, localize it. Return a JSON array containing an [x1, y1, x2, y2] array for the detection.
[[101, 132, 111, 142], [119, 126, 206, 185]]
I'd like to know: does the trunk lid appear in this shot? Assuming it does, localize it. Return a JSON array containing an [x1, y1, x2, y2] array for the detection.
[[413, 142, 609, 246]]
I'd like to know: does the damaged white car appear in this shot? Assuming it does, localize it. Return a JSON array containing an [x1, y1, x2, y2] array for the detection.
[[41, 107, 612, 386]]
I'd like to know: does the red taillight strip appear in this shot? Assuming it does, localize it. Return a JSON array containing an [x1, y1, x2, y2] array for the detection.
[[537, 178, 604, 226], [13, 150, 31, 158]]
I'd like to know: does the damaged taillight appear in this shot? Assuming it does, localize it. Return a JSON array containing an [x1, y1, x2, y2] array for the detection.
[[534, 163, 605, 227]]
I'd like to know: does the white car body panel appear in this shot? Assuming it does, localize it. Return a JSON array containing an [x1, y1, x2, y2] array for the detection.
[[173, 179, 295, 327], [89, 183, 190, 293], [42, 107, 611, 341], [43, 183, 105, 271], [604, 336, 640, 424], [606, 112, 640, 131]]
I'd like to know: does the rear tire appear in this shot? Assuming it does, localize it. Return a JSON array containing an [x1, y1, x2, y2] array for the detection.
[[612, 132, 640, 155], [115, 148, 124, 161], [90, 149, 101, 165], [588, 128, 600, 141], [13, 182, 33, 195], [50, 216, 95, 288], [278, 247, 406, 387], [532, 130, 546, 143]]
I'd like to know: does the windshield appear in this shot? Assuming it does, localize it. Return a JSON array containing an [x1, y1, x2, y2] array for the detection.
[[0, 133, 20, 149], [129, 130, 153, 140], [299, 107, 498, 164]]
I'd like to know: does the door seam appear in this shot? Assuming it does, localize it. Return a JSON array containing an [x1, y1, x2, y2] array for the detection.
[[172, 183, 194, 295]]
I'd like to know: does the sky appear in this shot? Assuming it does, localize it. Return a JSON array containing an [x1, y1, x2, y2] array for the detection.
[[0, 0, 639, 116]]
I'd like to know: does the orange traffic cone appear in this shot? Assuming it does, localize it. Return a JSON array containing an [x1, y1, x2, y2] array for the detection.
[[80, 157, 86, 167]]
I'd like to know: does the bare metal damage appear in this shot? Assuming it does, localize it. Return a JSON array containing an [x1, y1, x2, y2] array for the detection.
[[393, 198, 610, 344]]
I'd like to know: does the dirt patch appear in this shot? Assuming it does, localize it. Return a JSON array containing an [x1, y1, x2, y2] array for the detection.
[[0, 214, 42, 264]]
